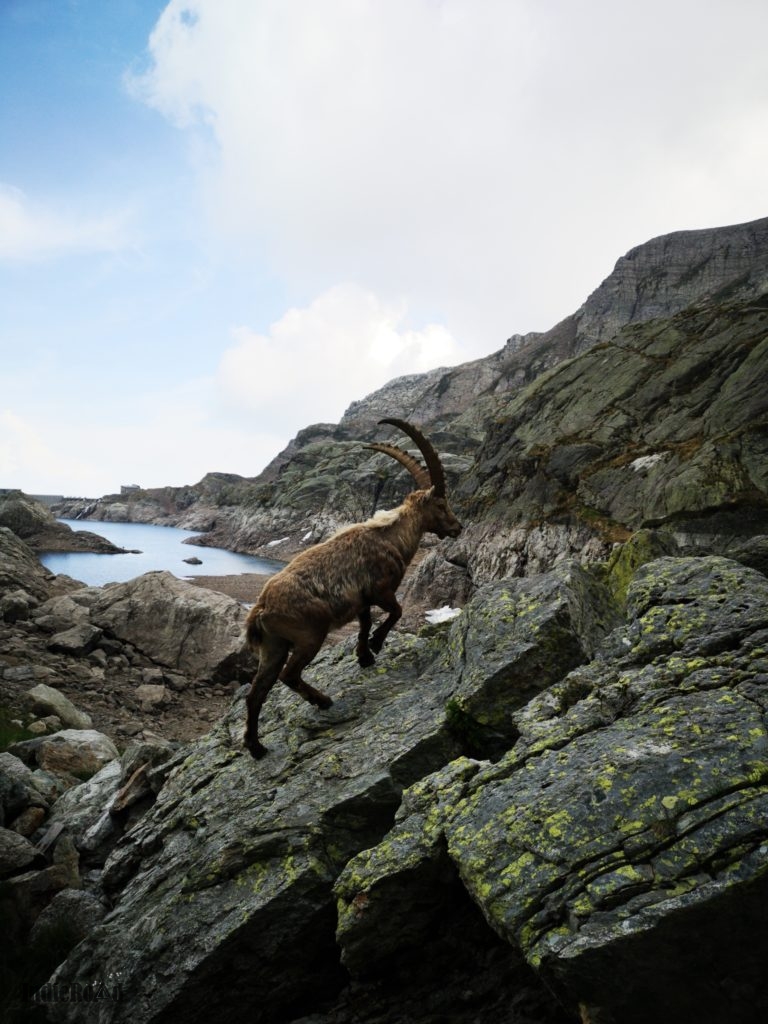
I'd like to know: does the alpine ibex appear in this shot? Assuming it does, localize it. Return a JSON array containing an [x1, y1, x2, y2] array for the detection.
[[243, 418, 462, 758]]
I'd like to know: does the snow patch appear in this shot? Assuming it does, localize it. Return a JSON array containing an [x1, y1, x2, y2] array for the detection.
[[630, 452, 667, 472], [425, 606, 462, 624], [266, 537, 290, 547]]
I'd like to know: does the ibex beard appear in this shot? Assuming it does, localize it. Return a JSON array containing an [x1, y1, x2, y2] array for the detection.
[[243, 418, 462, 759]]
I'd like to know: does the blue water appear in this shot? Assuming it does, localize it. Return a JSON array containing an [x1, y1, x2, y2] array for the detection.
[[39, 519, 284, 588]]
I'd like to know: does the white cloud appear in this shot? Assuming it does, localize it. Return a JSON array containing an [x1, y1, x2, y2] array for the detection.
[[133, 0, 768, 352], [0, 184, 130, 262], [0, 399, 286, 499], [215, 284, 460, 431], [0, 411, 100, 494], [1, 285, 458, 497]]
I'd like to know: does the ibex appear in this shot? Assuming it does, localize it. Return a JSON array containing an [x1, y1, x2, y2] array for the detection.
[[243, 418, 462, 758]]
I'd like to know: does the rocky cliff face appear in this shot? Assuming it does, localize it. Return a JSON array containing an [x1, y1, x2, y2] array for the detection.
[[446, 291, 768, 588], [572, 215, 768, 352], [0, 492, 124, 555], [340, 215, 768, 429]]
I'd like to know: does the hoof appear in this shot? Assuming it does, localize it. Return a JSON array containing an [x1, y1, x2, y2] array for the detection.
[[357, 651, 376, 668], [244, 736, 267, 759], [315, 694, 333, 710]]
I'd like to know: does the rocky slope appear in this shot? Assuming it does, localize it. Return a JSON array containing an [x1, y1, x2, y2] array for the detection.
[[0, 527, 254, 748], [12, 538, 765, 1024], [0, 522, 261, 1021]]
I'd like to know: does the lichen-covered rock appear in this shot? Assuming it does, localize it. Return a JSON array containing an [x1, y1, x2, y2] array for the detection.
[[336, 557, 768, 1023], [448, 562, 620, 738], [603, 528, 679, 604], [44, 561, 616, 1024], [31, 550, 768, 1023]]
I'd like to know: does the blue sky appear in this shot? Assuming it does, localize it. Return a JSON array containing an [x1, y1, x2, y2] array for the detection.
[[2, 0, 768, 497]]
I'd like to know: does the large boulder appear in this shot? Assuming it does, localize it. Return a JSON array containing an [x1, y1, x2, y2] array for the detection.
[[0, 826, 40, 877], [29, 888, 107, 955], [26, 684, 93, 730], [46, 623, 103, 657], [89, 571, 248, 679], [0, 752, 49, 828], [12, 730, 119, 783], [0, 526, 52, 601], [336, 557, 768, 1024], [0, 490, 55, 540], [46, 760, 123, 865], [1, 834, 80, 943]]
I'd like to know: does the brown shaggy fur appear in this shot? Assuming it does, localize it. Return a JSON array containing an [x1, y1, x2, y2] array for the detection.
[[243, 483, 461, 758]]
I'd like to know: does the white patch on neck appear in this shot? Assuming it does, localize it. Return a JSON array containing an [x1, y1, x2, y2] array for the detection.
[[364, 507, 402, 528], [329, 505, 403, 539]]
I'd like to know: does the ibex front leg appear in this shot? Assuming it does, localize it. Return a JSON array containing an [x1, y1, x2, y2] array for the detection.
[[370, 590, 402, 655], [356, 606, 376, 668]]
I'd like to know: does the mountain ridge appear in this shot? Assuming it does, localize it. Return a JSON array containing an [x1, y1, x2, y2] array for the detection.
[[54, 216, 768, 588]]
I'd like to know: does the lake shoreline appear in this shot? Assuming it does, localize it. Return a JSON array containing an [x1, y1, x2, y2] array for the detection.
[[187, 572, 272, 604], [39, 518, 284, 588]]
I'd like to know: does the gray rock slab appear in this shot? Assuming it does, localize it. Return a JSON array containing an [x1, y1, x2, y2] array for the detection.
[[26, 683, 93, 730], [89, 571, 248, 679]]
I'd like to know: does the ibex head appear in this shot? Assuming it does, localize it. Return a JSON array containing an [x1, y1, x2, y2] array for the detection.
[[366, 418, 462, 539]]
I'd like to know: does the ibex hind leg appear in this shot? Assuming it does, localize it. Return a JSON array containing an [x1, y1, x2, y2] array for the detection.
[[244, 637, 289, 759], [280, 636, 333, 709]]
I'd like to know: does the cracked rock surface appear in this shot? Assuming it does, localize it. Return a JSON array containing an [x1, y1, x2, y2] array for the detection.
[[336, 557, 768, 1024], [43, 554, 768, 1024]]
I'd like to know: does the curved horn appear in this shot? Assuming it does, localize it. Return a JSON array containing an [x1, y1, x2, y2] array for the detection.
[[364, 442, 431, 490], [377, 418, 447, 497]]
